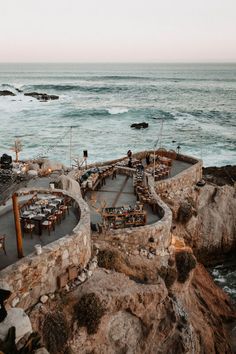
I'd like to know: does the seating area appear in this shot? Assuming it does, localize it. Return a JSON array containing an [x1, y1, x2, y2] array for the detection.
[[78, 165, 117, 194], [0, 186, 79, 270], [146, 163, 171, 181], [101, 203, 146, 229], [20, 193, 71, 237]]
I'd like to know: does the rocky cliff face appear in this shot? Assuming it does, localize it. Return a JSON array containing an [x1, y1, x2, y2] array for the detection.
[[186, 184, 236, 261], [27, 166, 236, 353], [162, 182, 236, 263], [29, 248, 236, 354]]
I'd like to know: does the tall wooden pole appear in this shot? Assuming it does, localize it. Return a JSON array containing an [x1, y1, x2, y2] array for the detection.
[[12, 193, 23, 258]]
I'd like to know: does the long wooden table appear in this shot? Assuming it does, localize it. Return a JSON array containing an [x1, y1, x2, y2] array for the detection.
[[102, 207, 146, 229]]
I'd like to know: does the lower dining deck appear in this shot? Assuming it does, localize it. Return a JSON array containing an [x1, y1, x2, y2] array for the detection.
[[0, 182, 79, 270]]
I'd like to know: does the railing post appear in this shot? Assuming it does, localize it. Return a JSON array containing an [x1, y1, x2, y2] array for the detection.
[[12, 193, 24, 258]]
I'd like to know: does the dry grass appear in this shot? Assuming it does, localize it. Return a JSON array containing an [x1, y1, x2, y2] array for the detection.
[[76, 293, 106, 334], [42, 311, 69, 354]]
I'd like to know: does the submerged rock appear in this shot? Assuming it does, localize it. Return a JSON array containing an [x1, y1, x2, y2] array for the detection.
[[130, 122, 149, 129], [0, 90, 15, 96], [24, 92, 59, 101]]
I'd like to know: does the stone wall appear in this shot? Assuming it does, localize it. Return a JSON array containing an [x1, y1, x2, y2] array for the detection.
[[0, 180, 91, 310], [155, 157, 202, 194]]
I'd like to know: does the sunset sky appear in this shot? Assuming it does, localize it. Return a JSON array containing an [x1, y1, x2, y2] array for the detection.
[[0, 0, 235, 62]]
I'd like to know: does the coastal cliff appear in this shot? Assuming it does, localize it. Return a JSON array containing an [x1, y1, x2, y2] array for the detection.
[[161, 166, 236, 263], [29, 249, 236, 354], [185, 183, 236, 262]]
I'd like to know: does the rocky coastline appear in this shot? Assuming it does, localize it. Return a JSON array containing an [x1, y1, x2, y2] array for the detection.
[[29, 164, 236, 353], [0, 162, 235, 353], [0, 89, 59, 101]]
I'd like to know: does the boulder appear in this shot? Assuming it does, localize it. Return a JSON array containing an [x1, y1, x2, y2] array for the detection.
[[0, 308, 32, 343], [130, 122, 149, 129], [0, 90, 15, 96], [24, 92, 59, 101]]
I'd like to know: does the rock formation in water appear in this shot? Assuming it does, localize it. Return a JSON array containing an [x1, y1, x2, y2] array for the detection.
[[0, 90, 15, 96], [130, 122, 149, 129], [24, 92, 59, 101]]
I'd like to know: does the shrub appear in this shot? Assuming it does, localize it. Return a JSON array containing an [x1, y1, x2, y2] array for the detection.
[[175, 251, 196, 283], [97, 249, 120, 269], [76, 293, 105, 334], [177, 202, 193, 223], [42, 311, 69, 354]]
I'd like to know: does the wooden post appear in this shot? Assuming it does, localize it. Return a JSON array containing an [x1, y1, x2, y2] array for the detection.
[[12, 193, 23, 258]]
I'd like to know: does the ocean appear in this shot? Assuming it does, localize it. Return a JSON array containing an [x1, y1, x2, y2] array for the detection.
[[0, 63, 235, 166]]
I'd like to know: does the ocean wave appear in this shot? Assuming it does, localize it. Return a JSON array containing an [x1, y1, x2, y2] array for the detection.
[[107, 107, 129, 115], [62, 108, 110, 118], [22, 84, 130, 94], [0, 83, 16, 89], [149, 109, 175, 120]]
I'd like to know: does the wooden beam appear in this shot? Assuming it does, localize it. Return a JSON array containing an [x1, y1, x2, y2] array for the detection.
[[12, 193, 23, 258]]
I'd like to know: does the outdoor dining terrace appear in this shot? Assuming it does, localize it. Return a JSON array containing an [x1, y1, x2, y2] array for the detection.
[[0, 189, 79, 270]]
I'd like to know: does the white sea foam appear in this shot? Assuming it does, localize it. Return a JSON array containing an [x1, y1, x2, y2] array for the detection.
[[107, 107, 129, 115], [223, 286, 236, 295]]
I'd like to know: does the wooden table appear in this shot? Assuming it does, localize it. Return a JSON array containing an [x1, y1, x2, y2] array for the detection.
[[102, 207, 146, 229]]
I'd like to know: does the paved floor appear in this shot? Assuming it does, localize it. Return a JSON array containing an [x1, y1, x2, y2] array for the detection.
[[85, 159, 192, 226], [85, 174, 159, 226], [169, 160, 192, 178]]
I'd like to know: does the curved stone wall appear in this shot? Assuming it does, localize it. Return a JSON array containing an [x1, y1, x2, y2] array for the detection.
[[99, 167, 172, 257], [0, 180, 91, 310], [155, 155, 202, 194]]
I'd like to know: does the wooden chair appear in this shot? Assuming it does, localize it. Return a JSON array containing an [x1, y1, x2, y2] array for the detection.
[[0, 235, 7, 255], [59, 205, 68, 218], [54, 209, 63, 224], [23, 220, 35, 239], [42, 219, 53, 236], [48, 215, 57, 230]]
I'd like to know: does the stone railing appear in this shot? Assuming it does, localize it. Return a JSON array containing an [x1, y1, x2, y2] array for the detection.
[[0, 179, 91, 310], [155, 155, 202, 194], [70, 149, 198, 172]]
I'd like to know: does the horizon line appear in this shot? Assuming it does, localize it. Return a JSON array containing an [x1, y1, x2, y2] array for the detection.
[[0, 61, 236, 65]]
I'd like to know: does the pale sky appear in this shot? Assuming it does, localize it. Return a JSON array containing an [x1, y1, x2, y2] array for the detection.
[[0, 0, 235, 62]]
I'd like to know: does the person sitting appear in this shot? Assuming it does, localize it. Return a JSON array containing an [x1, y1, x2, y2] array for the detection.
[[146, 153, 150, 165]]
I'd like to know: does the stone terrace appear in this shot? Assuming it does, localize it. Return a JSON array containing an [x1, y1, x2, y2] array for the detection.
[[0, 176, 79, 270]]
